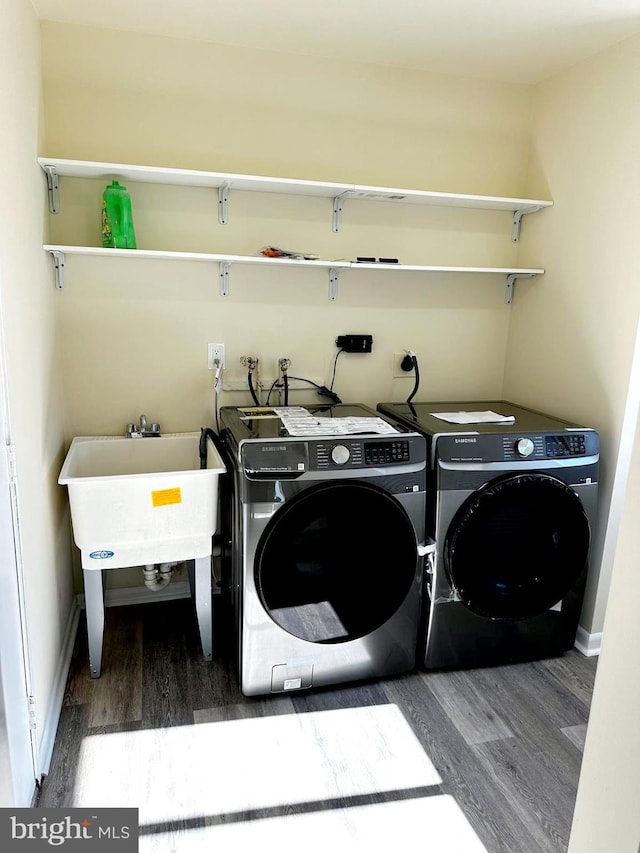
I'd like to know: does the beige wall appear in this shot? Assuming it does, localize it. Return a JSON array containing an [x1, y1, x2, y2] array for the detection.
[[505, 33, 640, 634], [40, 23, 537, 590], [41, 23, 531, 192], [568, 320, 640, 852], [529, 34, 640, 853], [8, 9, 639, 843], [19, 13, 640, 849], [0, 0, 72, 772]]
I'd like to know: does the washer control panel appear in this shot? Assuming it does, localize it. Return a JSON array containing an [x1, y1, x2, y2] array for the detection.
[[242, 434, 426, 476], [331, 444, 351, 465], [316, 438, 412, 469], [364, 440, 411, 465]]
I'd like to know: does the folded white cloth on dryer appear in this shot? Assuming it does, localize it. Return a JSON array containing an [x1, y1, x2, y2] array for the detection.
[[430, 410, 516, 425]]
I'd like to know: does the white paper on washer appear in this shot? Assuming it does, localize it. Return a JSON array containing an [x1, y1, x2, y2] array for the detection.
[[430, 410, 516, 425], [274, 407, 398, 436], [273, 406, 313, 418]]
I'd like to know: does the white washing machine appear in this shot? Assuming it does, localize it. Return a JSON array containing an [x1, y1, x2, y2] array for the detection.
[[219, 403, 430, 695], [377, 400, 599, 670]]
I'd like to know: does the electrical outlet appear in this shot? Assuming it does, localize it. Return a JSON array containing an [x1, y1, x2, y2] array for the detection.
[[208, 343, 225, 370], [393, 351, 417, 378]]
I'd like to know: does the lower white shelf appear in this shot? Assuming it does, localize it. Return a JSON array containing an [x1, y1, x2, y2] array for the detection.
[[43, 244, 543, 303]]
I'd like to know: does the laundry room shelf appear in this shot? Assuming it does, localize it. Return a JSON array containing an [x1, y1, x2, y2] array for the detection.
[[43, 245, 350, 296], [43, 244, 543, 302], [38, 157, 552, 239], [334, 187, 551, 240]]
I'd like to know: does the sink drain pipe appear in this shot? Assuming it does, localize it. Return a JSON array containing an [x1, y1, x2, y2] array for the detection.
[[143, 562, 175, 590]]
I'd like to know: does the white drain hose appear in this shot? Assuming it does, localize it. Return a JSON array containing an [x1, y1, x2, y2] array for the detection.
[[143, 562, 175, 591]]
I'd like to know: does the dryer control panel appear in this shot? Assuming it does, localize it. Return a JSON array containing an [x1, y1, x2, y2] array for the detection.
[[544, 434, 586, 457], [437, 430, 599, 463], [503, 433, 588, 461]]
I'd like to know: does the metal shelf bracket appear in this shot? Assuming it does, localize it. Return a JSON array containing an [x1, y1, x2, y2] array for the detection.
[[505, 272, 535, 304], [329, 268, 340, 301], [512, 205, 544, 242], [219, 262, 230, 296], [218, 183, 231, 225], [332, 193, 348, 233], [50, 250, 65, 290], [43, 165, 60, 214]]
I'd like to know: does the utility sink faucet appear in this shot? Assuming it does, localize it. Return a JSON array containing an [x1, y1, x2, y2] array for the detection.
[[126, 414, 161, 438]]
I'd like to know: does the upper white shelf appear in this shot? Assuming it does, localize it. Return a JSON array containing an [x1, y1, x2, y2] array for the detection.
[[340, 185, 551, 212], [37, 157, 552, 238], [38, 157, 352, 197]]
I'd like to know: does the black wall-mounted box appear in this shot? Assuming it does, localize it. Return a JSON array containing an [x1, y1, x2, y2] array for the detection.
[[336, 334, 373, 353]]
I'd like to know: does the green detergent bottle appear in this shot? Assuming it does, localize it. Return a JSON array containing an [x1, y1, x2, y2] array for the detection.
[[101, 181, 137, 249]]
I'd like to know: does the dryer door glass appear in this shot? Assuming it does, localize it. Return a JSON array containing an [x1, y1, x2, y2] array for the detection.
[[444, 473, 590, 620], [255, 481, 418, 643]]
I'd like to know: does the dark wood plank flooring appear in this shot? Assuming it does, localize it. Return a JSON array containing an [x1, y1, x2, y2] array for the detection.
[[38, 597, 597, 852]]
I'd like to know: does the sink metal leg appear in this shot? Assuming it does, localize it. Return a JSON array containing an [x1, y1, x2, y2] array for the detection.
[[189, 555, 213, 661], [83, 569, 106, 678]]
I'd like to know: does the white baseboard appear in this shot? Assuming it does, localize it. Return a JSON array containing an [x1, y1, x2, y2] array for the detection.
[[38, 599, 80, 777], [574, 625, 603, 657], [38, 581, 193, 779]]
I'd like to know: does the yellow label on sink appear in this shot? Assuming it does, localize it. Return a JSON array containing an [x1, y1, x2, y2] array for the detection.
[[151, 487, 182, 507]]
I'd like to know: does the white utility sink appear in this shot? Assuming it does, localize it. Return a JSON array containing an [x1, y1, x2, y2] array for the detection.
[[59, 432, 226, 570], [59, 431, 226, 678]]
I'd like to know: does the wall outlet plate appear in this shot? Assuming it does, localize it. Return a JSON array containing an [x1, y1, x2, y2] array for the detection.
[[393, 351, 417, 378], [208, 343, 225, 370]]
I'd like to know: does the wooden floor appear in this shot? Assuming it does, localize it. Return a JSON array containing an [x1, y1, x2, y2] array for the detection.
[[38, 597, 597, 852]]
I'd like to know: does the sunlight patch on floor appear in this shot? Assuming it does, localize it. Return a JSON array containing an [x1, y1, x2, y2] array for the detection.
[[73, 704, 442, 824], [140, 795, 489, 852]]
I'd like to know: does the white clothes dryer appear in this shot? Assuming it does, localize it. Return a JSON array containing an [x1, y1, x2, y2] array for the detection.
[[377, 400, 599, 670]]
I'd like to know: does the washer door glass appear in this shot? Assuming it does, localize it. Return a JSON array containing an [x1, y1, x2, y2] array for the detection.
[[255, 481, 418, 643], [444, 473, 590, 620]]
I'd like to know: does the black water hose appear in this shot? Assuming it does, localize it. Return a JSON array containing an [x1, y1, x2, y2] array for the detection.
[[199, 426, 234, 600], [248, 370, 260, 406], [199, 426, 229, 471], [330, 348, 344, 394], [406, 354, 420, 404], [265, 378, 279, 406], [288, 376, 342, 404]]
